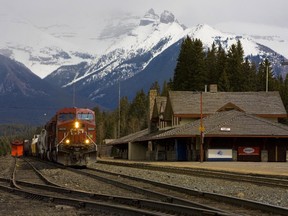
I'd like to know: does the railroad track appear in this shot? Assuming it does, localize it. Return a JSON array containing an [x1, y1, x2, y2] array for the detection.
[[97, 160, 288, 189], [0, 157, 233, 216], [92, 160, 288, 216]]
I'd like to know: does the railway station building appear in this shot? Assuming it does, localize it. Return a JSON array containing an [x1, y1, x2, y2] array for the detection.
[[107, 85, 288, 162]]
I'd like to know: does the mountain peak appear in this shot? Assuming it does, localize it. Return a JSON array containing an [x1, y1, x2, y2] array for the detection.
[[145, 8, 158, 18], [140, 8, 159, 26], [140, 9, 178, 26], [160, 10, 175, 24]]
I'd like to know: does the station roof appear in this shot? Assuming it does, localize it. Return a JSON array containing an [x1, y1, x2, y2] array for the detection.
[[166, 91, 287, 118], [107, 128, 149, 145], [137, 110, 288, 141]]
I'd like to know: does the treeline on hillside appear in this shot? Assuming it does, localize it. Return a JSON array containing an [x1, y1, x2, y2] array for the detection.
[[173, 37, 285, 91], [94, 37, 288, 145], [171, 36, 288, 112], [94, 90, 148, 144]]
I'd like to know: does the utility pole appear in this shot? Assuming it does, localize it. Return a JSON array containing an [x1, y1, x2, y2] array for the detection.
[[118, 81, 121, 138], [73, 81, 76, 107], [199, 92, 204, 162], [266, 65, 269, 92]]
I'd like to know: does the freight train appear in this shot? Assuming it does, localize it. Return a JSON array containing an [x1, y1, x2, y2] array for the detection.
[[32, 107, 97, 166]]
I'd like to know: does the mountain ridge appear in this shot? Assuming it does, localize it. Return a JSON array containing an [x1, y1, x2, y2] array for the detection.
[[0, 9, 287, 115]]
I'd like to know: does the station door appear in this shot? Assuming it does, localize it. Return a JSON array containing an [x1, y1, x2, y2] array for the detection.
[[177, 140, 187, 161], [267, 144, 286, 162]]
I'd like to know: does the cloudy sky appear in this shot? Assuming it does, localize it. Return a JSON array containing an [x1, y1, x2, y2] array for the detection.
[[1, 0, 287, 30]]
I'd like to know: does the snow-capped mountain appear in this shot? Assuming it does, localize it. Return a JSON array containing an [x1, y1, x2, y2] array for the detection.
[[44, 9, 286, 108], [215, 22, 288, 59], [0, 9, 287, 111], [0, 14, 95, 78]]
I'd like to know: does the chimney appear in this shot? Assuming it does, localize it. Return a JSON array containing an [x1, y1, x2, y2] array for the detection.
[[209, 84, 218, 93], [148, 89, 157, 132]]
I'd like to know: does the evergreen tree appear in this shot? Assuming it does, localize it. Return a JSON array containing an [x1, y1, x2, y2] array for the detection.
[[188, 38, 206, 91], [242, 58, 257, 91], [173, 36, 194, 90], [128, 90, 148, 133], [280, 74, 288, 112], [161, 80, 170, 96], [218, 69, 230, 91], [215, 44, 228, 90], [205, 42, 218, 84], [226, 40, 245, 91], [150, 81, 161, 95], [119, 96, 130, 136]]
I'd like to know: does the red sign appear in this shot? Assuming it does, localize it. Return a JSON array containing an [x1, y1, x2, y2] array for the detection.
[[238, 147, 260, 156]]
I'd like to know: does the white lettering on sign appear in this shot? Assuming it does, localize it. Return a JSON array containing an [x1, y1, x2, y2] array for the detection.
[[243, 147, 255, 154]]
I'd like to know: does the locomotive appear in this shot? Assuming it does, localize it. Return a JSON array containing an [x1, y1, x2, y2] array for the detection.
[[36, 107, 97, 166]]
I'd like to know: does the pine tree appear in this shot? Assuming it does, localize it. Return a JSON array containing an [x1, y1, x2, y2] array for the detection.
[[119, 96, 130, 136], [128, 90, 148, 133], [218, 69, 230, 91], [242, 58, 257, 91], [150, 81, 161, 95], [280, 74, 288, 112], [173, 36, 194, 90], [206, 42, 218, 84], [161, 80, 170, 96], [188, 38, 206, 91], [215, 44, 228, 90], [226, 40, 245, 91]]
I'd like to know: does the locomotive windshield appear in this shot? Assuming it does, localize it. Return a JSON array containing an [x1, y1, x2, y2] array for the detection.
[[58, 113, 76, 122], [77, 113, 94, 121]]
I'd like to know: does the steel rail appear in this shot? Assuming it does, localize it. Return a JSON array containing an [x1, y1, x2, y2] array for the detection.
[[97, 160, 288, 188], [5, 157, 170, 216], [1, 158, 232, 216], [91, 162, 288, 216]]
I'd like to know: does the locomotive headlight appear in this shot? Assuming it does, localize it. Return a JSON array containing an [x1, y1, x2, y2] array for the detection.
[[74, 121, 80, 129], [65, 139, 70, 144], [85, 139, 90, 144]]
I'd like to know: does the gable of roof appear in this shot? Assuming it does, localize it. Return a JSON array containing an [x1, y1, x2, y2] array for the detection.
[[217, 102, 244, 112], [141, 110, 288, 141], [152, 96, 167, 119], [167, 91, 286, 117]]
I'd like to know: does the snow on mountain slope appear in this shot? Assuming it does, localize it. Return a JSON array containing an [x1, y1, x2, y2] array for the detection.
[[44, 9, 286, 111], [0, 14, 95, 78], [215, 22, 288, 59], [189, 24, 259, 56], [1, 10, 287, 81], [47, 9, 188, 88]]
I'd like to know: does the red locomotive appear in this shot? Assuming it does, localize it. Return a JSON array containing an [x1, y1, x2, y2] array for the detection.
[[36, 107, 97, 166]]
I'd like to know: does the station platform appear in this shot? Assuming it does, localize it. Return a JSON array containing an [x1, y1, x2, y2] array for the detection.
[[97, 158, 288, 177]]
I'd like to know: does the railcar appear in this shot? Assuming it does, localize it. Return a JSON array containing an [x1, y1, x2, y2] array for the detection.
[[36, 107, 97, 166], [11, 140, 24, 157]]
